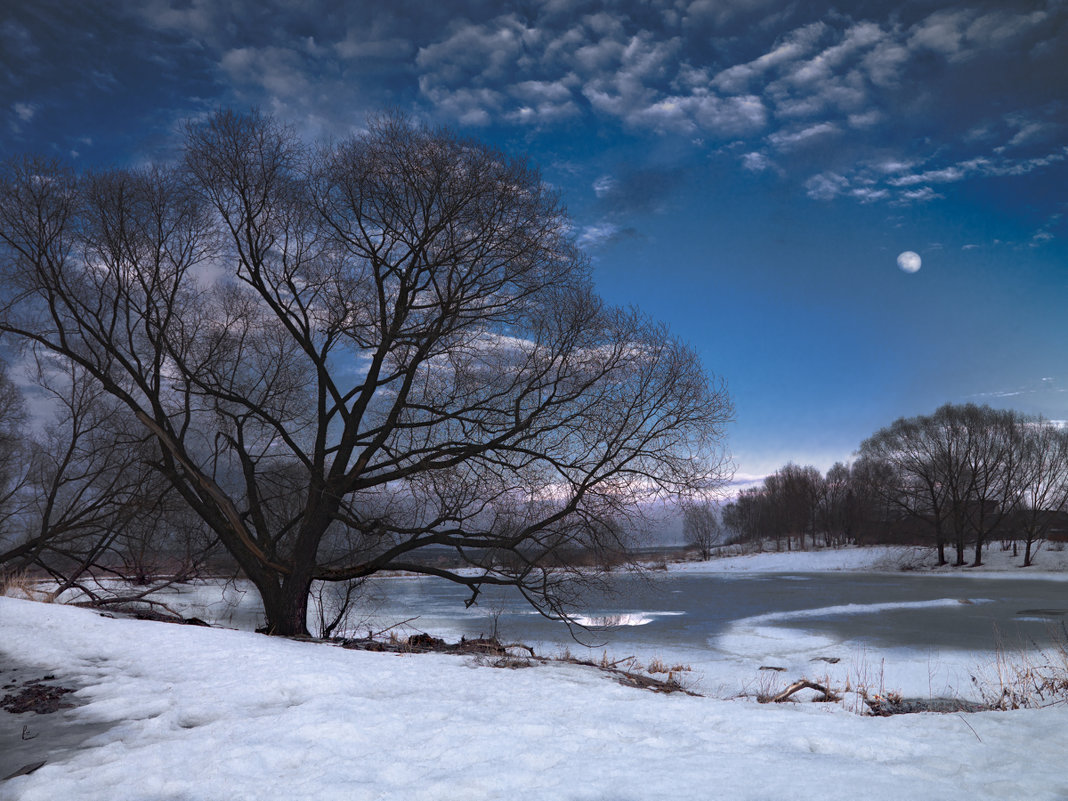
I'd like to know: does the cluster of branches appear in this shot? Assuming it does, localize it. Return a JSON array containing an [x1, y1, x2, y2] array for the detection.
[[0, 110, 731, 635], [723, 404, 1068, 567], [0, 360, 221, 601]]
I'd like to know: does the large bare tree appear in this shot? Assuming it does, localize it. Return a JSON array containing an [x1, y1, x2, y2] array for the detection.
[[0, 111, 731, 635]]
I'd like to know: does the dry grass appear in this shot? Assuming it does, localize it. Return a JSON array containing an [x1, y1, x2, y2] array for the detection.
[[0, 573, 52, 602], [646, 656, 692, 676], [972, 629, 1068, 710]]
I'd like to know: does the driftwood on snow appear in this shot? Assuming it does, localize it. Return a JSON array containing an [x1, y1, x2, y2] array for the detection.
[[768, 679, 839, 703]]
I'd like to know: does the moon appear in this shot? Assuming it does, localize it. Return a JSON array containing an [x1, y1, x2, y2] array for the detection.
[[897, 251, 922, 273]]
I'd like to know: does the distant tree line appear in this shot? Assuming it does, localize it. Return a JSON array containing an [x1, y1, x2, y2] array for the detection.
[[721, 404, 1068, 567]]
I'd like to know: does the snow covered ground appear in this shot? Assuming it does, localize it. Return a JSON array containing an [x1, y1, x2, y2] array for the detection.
[[2, 595, 1068, 800], [669, 542, 1068, 576]]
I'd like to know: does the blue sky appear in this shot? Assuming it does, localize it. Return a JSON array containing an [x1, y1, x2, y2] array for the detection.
[[3, 0, 1066, 481]]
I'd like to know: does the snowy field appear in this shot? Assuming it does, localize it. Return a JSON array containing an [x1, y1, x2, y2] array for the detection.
[[3, 595, 1068, 801]]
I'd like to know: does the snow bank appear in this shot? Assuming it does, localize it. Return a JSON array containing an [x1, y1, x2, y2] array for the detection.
[[673, 544, 1068, 576], [2, 597, 1067, 800]]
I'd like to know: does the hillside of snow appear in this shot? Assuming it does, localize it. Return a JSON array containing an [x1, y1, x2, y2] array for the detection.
[[2, 596, 1068, 800]]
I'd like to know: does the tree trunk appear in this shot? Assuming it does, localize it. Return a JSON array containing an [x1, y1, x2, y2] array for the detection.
[[257, 573, 313, 636], [1023, 538, 1033, 567], [972, 536, 983, 567], [936, 540, 946, 566]]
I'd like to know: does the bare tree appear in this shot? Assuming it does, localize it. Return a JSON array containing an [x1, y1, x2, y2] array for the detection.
[[682, 500, 721, 560], [860, 404, 1029, 566], [860, 410, 960, 564], [0, 111, 732, 635], [958, 405, 1023, 567], [1011, 420, 1068, 567]]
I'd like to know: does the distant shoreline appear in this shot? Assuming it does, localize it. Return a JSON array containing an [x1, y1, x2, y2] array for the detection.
[[660, 543, 1068, 577]]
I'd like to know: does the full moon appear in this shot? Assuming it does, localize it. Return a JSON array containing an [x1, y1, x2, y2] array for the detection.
[[897, 251, 922, 273]]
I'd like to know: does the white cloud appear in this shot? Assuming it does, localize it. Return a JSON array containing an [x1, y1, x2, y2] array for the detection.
[[781, 22, 886, 88], [593, 176, 617, 197], [506, 101, 579, 125], [888, 166, 967, 187], [908, 7, 1049, 62], [848, 186, 889, 203], [711, 21, 828, 93], [741, 151, 771, 172], [220, 46, 313, 100], [804, 172, 848, 200], [626, 92, 766, 136], [419, 85, 504, 126], [577, 221, 622, 248], [13, 102, 37, 122], [416, 17, 533, 84], [847, 109, 883, 128], [895, 186, 942, 203], [509, 77, 576, 105], [768, 121, 838, 149], [862, 40, 910, 88], [885, 149, 1068, 189], [908, 9, 972, 57]]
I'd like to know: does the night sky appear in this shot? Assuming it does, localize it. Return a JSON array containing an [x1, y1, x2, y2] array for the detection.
[[3, 0, 1066, 483]]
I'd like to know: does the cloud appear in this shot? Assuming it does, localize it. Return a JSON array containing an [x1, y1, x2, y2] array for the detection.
[[804, 172, 848, 200], [907, 7, 1050, 62], [780, 21, 886, 88], [7, 0, 1063, 224], [419, 85, 505, 126], [768, 121, 838, 150], [576, 221, 639, 249], [505, 76, 580, 125], [580, 32, 683, 122], [741, 151, 772, 171], [888, 165, 968, 187], [9, 101, 38, 134], [220, 46, 313, 101], [416, 17, 534, 85], [886, 149, 1068, 187], [711, 21, 828, 93], [628, 92, 767, 136], [848, 186, 889, 203], [13, 102, 36, 122], [894, 186, 942, 204], [592, 176, 617, 197], [908, 9, 972, 58]]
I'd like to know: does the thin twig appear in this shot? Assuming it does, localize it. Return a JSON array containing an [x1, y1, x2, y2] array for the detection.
[[956, 714, 982, 743]]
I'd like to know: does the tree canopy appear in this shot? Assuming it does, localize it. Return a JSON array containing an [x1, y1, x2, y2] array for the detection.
[[0, 110, 732, 634]]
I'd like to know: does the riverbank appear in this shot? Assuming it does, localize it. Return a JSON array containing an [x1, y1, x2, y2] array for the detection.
[[670, 543, 1068, 576], [2, 596, 1067, 800]]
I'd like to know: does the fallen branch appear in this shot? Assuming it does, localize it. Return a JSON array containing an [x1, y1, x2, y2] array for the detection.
[[768, 679, 839, 703]]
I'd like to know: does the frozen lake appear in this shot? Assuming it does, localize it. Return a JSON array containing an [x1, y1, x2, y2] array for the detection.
[[367, 571, 1068, 653], [156, 568, 1068, 698]]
